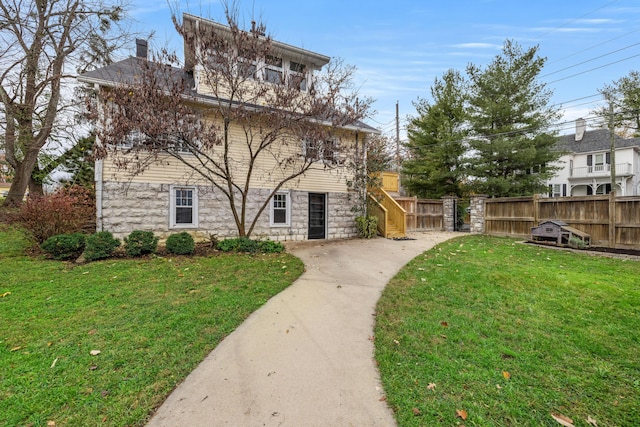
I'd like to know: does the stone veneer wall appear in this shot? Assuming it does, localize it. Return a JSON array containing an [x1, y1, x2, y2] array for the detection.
[[100, 182, 358, 241], [441, 196, 457, 232], [469, 195, 486, 234]]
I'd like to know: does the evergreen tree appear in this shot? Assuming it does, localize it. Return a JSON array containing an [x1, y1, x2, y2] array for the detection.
[[466, 40, 560, 197], [403, 69, 468, 199]]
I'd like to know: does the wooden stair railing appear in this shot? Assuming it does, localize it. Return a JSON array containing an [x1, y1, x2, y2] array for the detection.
[[369, 188, 407, 238]]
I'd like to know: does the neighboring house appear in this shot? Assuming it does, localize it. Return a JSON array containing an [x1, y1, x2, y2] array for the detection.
[[547, 118, 640, 197], [78, 14, 377, 241], [0, 150, 11, 184]]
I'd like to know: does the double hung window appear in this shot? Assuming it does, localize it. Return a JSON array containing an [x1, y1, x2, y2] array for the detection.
[[170, 186, 198, 228], [270, 191, 290, 227]]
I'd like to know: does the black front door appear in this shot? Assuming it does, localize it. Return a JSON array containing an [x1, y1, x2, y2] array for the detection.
[[308, 193, 326, 239]]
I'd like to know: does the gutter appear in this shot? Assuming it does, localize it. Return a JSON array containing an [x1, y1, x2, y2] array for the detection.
[[77, 75, 380, 134]]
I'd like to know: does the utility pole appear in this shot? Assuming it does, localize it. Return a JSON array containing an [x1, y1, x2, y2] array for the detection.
[[608, 96, 616, 195], [395, 101, 400, 172]]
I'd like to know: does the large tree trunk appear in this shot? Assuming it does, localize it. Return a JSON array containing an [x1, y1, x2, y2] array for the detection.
[[29, 179, 44, 198], [2, 153, 39, 207]]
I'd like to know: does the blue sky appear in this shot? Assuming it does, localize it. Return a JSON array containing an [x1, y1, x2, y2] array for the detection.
[[126, 0, 640, 139]]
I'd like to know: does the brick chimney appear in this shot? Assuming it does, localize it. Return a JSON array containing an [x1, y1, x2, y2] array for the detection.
[[136, 39, 148, 59], [575, 118, 586, 142]]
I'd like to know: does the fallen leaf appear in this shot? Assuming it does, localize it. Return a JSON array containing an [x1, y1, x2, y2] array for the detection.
[[89, 365, 98, 371], [456, 409, 468, 420], [87, 329, 97, 335], [427, 383, 436, 390], [412, 407, 421, 416], [502, 371, 511, 379], [440, 321, 448, 327], [50, 358, 59, 368], [47, 421, 56, 427], [10, 346, 22, 352], [496, 384, 502, 389], [1, 291, 11, 297], [551, 413, 575, 427], [393, 339, 400, 345], [89, 350, 101, 356], [379, 396, 387, 401], [586, 416, 598, 426]]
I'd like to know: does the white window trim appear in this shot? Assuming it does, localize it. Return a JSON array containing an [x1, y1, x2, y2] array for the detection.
[[270, 190, 291, 227], [302, 138, 341, 165], [170, 185, 199, 229], [264, 55, 283, 84], [287, 60, 308, 91]]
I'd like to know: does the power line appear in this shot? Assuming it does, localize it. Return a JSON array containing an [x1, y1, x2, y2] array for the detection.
[[536, 0, 620, 39], [546, 52, 640, 84], [541, 42, 640, 78]]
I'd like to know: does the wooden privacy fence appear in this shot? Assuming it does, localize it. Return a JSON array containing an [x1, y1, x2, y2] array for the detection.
[[484, 194, 640, 248], [394, 196, 444, 230]]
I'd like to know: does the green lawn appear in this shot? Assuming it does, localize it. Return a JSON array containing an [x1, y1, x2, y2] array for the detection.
[[375, 235, 640, 427], [0, 226, 304, 427]]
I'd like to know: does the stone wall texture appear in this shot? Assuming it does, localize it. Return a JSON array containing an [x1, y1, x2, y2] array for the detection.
[[442, 196, 457, 232], [469, 195, 486, 234], [100, 182, 358, 241]]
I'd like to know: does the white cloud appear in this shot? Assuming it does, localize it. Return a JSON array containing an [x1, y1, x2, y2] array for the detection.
[[452, 42, 501, 49]]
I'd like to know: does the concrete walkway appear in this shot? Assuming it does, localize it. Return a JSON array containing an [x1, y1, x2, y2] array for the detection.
[[147, 232, 459, 427]]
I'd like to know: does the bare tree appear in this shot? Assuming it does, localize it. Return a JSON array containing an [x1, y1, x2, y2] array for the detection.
[[90, 8, 372, 237], [0, 0, 128, 206]]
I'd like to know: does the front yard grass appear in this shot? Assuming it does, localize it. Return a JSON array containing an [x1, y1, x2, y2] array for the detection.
[[0, 227, 303, 426], [375, 235, 640, 427]]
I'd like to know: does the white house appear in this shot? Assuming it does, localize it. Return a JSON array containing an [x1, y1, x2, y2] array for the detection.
[[547, 118, 640, 197]]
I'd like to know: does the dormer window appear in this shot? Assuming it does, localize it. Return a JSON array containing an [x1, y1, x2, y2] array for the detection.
[[289, 61, 307, 91], [265, 55, 283, 84]]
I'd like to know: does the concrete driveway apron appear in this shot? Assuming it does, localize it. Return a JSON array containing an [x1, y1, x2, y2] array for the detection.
[[147, 232, 459, 427]]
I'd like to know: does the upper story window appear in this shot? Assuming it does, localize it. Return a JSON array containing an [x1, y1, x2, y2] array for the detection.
[[302, 138, 340, 164], [587, 152, 611, 173], [265, 55, 283, 84], [119, 131, 195, 155], [289, 61, 307, 91], [237, 48, 257, 80]]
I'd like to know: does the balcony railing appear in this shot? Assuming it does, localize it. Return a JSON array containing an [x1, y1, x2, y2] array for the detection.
[[569, 163, 633, 178]]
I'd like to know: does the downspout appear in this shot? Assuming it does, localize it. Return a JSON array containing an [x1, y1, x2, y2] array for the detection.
[[95, 158, 103, 231], [94, 83, 104, 231]]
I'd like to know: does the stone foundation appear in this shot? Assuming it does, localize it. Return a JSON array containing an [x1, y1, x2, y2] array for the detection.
[[99, 182, 358, 241]]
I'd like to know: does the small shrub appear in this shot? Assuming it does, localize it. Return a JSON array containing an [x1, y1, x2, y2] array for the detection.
[[568, 236, 587, 249], [124, 230, 158, 257], [84, 231, 121, 261], [217, 237, 285, 254], [356, 216, 378, 239], [166, 232, 195, 255], [258, 240, 285, 253], [8, 185, 95, 243], [41, 233, 86, 261]]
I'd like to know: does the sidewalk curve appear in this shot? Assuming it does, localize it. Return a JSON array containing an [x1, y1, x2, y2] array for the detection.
[[147, 231, 460, 427]]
